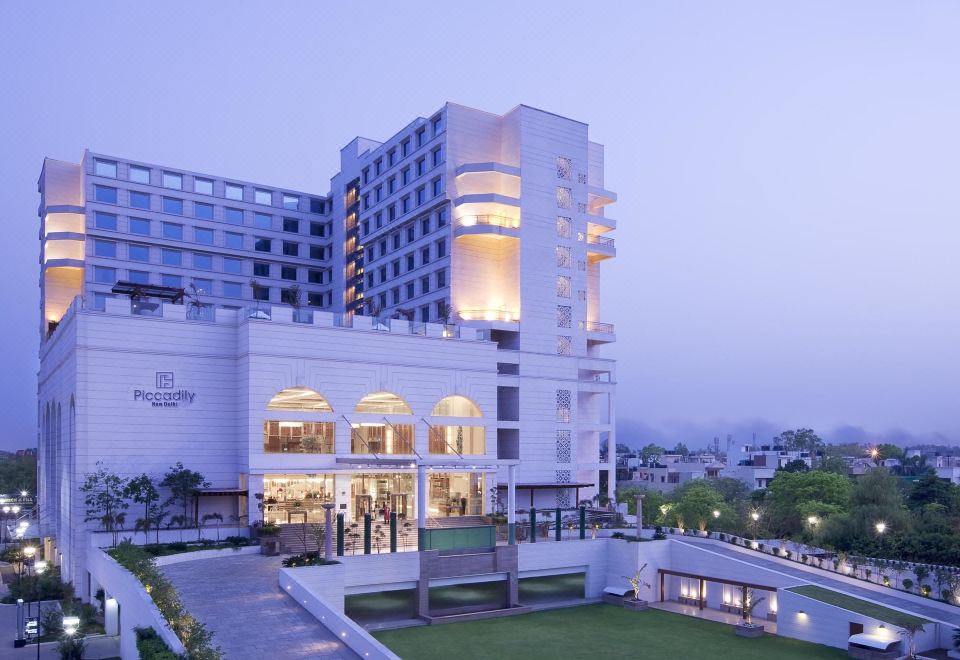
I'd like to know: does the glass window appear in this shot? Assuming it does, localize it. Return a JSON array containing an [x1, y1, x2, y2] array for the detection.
[[308, 292, 324, 307], [432, 114, 443, 135], [195, 228, 214, 245], [310, 245, 324, 260], [162, 222, 183, 240], [308, 269, 323, 284], [194, 202, 214, 220], [129, 217, 150, 235], [254, 238, 271, 252], [388, 149, 396, 167], [420, 305, 429, 322], [401, 196, 410, 214], [253, 285, 270, 301], [94, 211, 117, 230], [421, 247, 430, 264], [128, 165, 150, 184], [161, 249, 182, 266], [391, 287, 400, 304], [282, 241, 298, 256], [192, 278, 213, 294], [254, 213, 272, 230], [94, 159, 117, 178], [128, 270, 149, 284], [282, 194, 299, 210], [93, 240, 116, 258], [93, 266, 116, 284], [392, 260, 400, 277], [374, 158, 382, 176], [437, 208, 447, 227], [432, 177, 442, 196], [416, 157, 425, 177], [310, 197, 325, 213], [161, 274, 181, 288], [94, 185, 117, 204], [128, 244, 150, 262], [407, 226, 415, 242], [416, 187, 425, 206], [437, 238, 446, 258], [223, 281, 242, 298], [406, 254, 414, 271], [281, 266, 297, 281], [129, 191, 150, 209], [283, 217, 299, 233], [225, 232, 243, 249], [162, 172, 182, 190], [223, 257, 242, 274], [310, 221, 325, 237], [401, 167, 410, 185], [362, 167, 370, 184], [436, 269, 446, 288], [406, 282, 414, 299], [255, 189, 272, 205], [253, 262, 270, 277], [401, 139, 410, 157], [421, 218, 430, 235], [392, 234, 400, 250], [162, 197, 183, 215], [194, 178, 214, 195], [225, 208, 243, 225], [421, 276, 430, 294], [225, 183, 244, 200], [193, 253, 213, 270]]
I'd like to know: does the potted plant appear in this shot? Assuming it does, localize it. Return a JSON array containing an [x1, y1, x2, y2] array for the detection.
[[735, 587, 766, 638], [621, 563, 651, 611], [255, 521, 281, 556]]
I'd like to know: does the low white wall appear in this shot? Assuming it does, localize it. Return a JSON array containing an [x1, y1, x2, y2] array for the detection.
[[280, 563, 346, 609], [777, 589, 940, 653], [519, 538, 609, 598], [154, 545, 261, 566], [340, 552, 420, 594], [91, 526, 249, 548], [279, 566, 399, 660], [86, 548, 185, 660]]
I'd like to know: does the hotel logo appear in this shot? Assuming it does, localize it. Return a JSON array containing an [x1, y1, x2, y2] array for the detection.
[[134, 372, 196, 408]]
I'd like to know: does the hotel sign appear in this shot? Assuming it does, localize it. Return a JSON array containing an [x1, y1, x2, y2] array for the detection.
[[134, 372, 196, 408]]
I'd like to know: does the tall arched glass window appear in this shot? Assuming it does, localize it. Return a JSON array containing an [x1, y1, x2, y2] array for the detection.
[[267, 387, 333, 412], [354, 392, 412, 415], [431, 395, 481, 417]]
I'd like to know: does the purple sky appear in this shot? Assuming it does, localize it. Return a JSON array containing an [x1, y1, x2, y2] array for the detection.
[[1, 2, 958, 451]]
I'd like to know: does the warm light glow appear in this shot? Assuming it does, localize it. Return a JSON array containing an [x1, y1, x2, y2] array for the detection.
[[750, 511, 760, 522], [23, 546, 36, 558], [807, 516, 820, 526], [869, 447, 879, 459], [712, 510, 720, 518], [875, 521, 887, 534], [19, 490, 28, 497]]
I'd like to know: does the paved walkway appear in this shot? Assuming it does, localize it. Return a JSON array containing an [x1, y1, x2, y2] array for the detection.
[[161, 555, 358, 660], [675, 538, 960, 626], [650, 600, 778, 633]]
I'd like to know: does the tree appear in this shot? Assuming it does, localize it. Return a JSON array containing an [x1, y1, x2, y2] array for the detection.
[[767, 470, 850, 537], [79, 462, 129, 546], [779, 459, 809, 473], [773, 428, 823, 455], [672, 482, 734, 531], [875, 443, 904, 463], [741, 587, 766, 626], [160, 463, 209, 529], [640, 444, 666, 466], [201, 513, 224, 541], [0, 454, 37, 494], [820, 468, 910, 557], [124, 473, 159, 544], [672, 443, 689, 457], [817, 455, 849, 476], [899, 622, 925, 658], [907, 473, 955, 512]]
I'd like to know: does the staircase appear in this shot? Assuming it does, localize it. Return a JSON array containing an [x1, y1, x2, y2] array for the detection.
[[278, 523, 321, 554], [426, 516, 488, 529]]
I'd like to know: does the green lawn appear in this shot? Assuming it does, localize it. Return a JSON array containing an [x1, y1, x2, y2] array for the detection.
[[786, 585, 929, 627], [373, 605, 847, 660]]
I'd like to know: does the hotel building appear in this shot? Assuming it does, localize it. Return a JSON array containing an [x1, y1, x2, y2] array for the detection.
[[36, 103, 617, 593]]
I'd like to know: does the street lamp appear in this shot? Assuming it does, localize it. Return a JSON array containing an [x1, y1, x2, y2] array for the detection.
[[749, 510, 761, 540], [875, 522, 887, 534], [712, 510, 720, 519], [807, 516, 820, 527]]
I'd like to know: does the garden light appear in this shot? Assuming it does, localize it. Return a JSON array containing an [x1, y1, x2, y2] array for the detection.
[[875, 522, 887, 534]]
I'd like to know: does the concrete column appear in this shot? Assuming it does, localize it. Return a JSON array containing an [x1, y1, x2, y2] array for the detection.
[[322, 503, 335, 561], [636, 494, 644, 539], [104, 596, 119, 636], [417, 465, 427, 550], [507, 464, 517, 545]]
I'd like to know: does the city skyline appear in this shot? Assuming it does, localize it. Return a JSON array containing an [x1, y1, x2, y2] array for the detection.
[[2, 1, 959, 450]]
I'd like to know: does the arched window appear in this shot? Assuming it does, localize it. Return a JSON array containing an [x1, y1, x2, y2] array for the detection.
[[266, 387, 333, 412], [432, 395, 482, 417], [354, 391, 412, 415]]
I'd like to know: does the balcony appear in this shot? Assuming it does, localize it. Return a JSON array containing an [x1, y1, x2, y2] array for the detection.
[[458, 308, 518, 323], [586, 233, 616, 259], [454, 214, 520, 239], [582, 320, 616, 344]]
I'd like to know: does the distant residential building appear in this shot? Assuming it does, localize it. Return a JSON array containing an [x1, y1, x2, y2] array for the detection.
[[719, 444, 812, 490]]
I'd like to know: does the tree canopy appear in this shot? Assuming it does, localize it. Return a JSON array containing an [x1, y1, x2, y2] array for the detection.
[[767, 470, 850, 537]]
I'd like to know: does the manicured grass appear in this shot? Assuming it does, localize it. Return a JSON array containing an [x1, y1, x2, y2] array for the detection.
[[373, 604, 847, 660], [787, 585, 929, 626]]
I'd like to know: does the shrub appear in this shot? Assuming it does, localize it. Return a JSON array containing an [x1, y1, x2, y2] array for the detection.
[[902, 578, 914, 592], [280, 552, 340, 568], [135, 627, 179, 660], [758, 544, 765, 552], [224, 536, 249, 547], [167, 542, 188, 552]]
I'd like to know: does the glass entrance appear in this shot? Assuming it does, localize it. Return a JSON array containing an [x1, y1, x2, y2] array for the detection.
[[263, 474, 334, 524], [428, 472, 484, 517], [351, 473, 415, 521]]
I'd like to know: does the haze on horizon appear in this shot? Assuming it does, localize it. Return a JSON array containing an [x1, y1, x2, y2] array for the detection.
[[0, 1, 957, 452]]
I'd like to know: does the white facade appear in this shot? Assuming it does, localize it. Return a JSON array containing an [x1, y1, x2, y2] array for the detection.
[[36, 102, 618, 592]]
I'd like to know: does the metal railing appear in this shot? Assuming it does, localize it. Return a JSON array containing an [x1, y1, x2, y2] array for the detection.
[[456, 214, 520, 229], [583, 321, 615, 334], [587, 234, 615, 248]]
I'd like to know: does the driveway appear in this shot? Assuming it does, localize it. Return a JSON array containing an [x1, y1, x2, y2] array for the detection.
[[161, 555, 358, 660]]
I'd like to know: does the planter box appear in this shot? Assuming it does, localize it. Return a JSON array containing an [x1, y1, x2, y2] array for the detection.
[[623, 598, 649, 611], [735, 623, 764, 638]]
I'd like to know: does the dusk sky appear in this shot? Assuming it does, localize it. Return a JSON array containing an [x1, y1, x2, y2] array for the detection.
[[1, 2, 958, 451]]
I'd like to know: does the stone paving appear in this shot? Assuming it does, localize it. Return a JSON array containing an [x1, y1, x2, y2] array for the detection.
[[161, 555, 358, 660], [675, 538, 960, 626]]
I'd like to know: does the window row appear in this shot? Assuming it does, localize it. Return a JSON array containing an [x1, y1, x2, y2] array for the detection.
[[90, 268, 331, 303], [92, 236, 330, 263], [91, 187, 331, 235], [93, 158, 327, 212], [365, 209, 448, 262], [360, 112, 444, 185], [362, 166, 444, 211], [360, 177, 445, 233], [262, 421, 484, 456]]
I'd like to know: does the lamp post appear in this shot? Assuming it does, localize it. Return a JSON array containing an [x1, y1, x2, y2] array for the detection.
[[750, 510, 760, 540], [2, 505, 9, 543]]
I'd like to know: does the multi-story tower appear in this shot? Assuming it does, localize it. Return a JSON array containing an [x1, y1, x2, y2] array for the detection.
[[38, 152, 335, 339], [332, 103, 617, 506]]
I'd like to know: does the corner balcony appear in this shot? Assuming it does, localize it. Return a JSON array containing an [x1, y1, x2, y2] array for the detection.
[[586, 233, 616, 260], [454, 214, 520, 239], [582, 320, 616, 344]]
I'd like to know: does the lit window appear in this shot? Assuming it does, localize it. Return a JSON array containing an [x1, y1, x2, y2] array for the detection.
[[94, 159, 117, 178], [128, 165, 150, 184], [268, 387, 333, 411], [355, 391, 412, 414], [194, 178, 214, 195], [162, 172, 183, 190]]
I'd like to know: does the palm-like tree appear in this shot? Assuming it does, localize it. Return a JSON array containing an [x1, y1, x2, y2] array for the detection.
[[899, 622, 925, 658]]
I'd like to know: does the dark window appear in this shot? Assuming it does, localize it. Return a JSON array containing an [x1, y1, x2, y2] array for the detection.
[[392, 234, 400, 249], [388, 205, 396, 222], [420, 305, 429, 322], [407, 226, 415, 242], [379, 239, 387, 255], [406, 282, 415, 299], [392, 260, 400, 277], [310, 222, 325, 237], [367, 272, 374, 288], [253, 262, 270, 277], [310, 197, 325, 214], [421, 218, 430, 234], [129, 191, 150, 209], [255, 238, 272, 252], [437, 208, 447, 227], [416, 187, 425, 206], [283, 218, 299, 233], [94, 185, 117, 204], [281, 266, 297, 280], [436, 269, 446, 288], [421, 276, 430, 294], [308, 292, 324, 307], [374, 158, 382, 176], [310, 245, 325, 260], [388, 177, 396, 195], [432, 177, 442, 196], [416, 158, 425, 177], [378, 266, 387, 283], [432, 146, 442, 167], [401, 196, 410, 214], [406, 254, 415, 271], [362, 167, 370, 185], [388, 149, 396, 167], [437, 238, 447, 258], [391, 287, 400, 304], [253, 285, 270, 301], [375, 212, 383, 229], [416, 127, 426, 147], [421, 247, 430, 264], [308, 269, 323, 284], [401, 138, 410, 157], [282, 241, 299, 256], [362, 220, 369, 236]]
